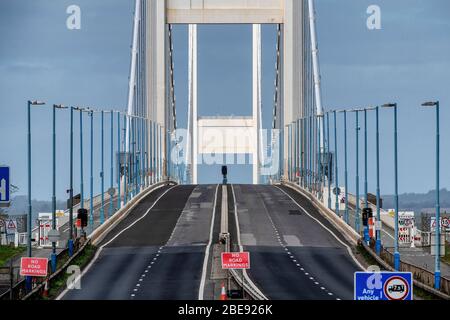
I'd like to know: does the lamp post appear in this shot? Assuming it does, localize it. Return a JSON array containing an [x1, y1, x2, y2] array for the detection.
[[117, 112, 121, 210], [338, 110, 349, 224], [69, 106, 85, 256], [362, 106, 377, 243], [109, 111, 114, 218], [79, 109, 85, 210], [100, 110, 105, 224], [326, 112, 331, 209], [333, 110, 339, 215], [51, 104, 68, 272], [350, 109, 361, 233], [89, 110, 94, 230], [317, 114, 324, 199], [68, 107, 74, 256], [422, 100, 441, 289], [382, 103, 400, 270], [375, 106, 382, 255], [26, 100, 45, 291]]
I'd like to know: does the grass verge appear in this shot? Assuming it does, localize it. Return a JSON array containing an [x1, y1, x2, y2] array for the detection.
[[0, 245, 26, 266], [40, 244, 97, 300], [441, 242, 450, 265]]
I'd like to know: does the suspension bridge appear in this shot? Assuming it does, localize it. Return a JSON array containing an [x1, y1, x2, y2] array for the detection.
[[3, 0, 448, 301]]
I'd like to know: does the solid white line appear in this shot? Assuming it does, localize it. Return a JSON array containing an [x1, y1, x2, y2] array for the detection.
[[198, 184, 219, 300], [56, 185, 177, 300], [275, 186, 366, 271]]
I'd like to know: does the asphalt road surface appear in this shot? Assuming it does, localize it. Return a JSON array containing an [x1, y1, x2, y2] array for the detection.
[[232, 184, 362, 300], [62, 184, 218, 300]]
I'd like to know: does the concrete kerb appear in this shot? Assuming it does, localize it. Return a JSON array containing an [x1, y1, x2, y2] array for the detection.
[[282, 181, 361, 246], [89, 181, 176, 246]]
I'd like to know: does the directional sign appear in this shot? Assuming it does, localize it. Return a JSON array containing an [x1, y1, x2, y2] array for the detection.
[[354, 271, 413, 300], [20, 257, 48, 277], [221, 252, 250, 269], [0, 166, 10, 207]]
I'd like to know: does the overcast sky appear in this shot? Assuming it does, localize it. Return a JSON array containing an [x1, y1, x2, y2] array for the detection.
[[0, 0, 449, 202]]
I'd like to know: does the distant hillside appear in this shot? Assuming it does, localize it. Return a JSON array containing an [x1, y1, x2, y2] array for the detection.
[[382, 189, 450, 213], [2, 195, 66, 221]]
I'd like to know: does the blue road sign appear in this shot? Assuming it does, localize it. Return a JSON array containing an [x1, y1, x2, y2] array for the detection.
[[0, 166, 10, 206], [354, 271, 413, 300]]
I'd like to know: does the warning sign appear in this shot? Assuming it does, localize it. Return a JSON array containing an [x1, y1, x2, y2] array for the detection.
[[221, 252, 250, 269], [5, 219, 17, 235], [20, 257, 48, 277]]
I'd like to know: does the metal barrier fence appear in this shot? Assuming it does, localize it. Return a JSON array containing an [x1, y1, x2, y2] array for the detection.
[[372, 241, 450, 296]]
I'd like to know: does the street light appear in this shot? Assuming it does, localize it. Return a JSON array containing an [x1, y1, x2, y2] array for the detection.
[[316, 114, 324, 199], [362, 106, 377, 244], [51, 104, 68, 272], [326, 111, 331, 209], [26, 100, 45, 291], [117, 111, 122, 210], [382, 103, 400, 270], [338, 110, 349, 225], [375, 106, 382, 255], [333, 110, 339, 216], [421, 100, 441, 290], [69, 107, 87, 253], [88, 110, 95, 230], [109, 110, 114, 218]]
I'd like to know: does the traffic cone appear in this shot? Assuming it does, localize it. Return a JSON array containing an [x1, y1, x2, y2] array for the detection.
[[42, 278, 49, 298], [219, 282, 227, 300]]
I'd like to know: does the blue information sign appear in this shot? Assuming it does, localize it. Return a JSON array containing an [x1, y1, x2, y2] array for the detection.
[[354, 271, 413, 300], [0, 166, 10, 206]]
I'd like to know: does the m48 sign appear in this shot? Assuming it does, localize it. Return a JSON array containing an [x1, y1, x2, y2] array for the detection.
[[354, 272, 413, 300]]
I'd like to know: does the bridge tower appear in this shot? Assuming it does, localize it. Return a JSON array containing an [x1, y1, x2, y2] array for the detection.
[[140, 0, 324, 184]]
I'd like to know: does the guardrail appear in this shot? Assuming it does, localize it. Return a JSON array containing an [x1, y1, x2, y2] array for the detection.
[[0, 241, 74, 300], [229, 269, 267, 300], [361, 240, 450, 299], [21, 238, 91, 300], [282, 180, 450, 299]]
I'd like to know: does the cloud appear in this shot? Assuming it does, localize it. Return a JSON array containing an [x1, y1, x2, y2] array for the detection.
[[0, 61, 52, 73]]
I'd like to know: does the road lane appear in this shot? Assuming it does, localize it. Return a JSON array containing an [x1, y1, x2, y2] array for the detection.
[[62, 184, 218, 300], [232, 184, 362, 300]]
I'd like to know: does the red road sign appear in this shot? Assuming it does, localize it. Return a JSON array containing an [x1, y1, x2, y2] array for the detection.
[[20, 257, 48, 277], [221, 252, 250, 269]]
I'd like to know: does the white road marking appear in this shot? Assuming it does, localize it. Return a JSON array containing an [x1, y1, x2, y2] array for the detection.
[[275, 186, 366, 271], [55, 185, 177, 300]]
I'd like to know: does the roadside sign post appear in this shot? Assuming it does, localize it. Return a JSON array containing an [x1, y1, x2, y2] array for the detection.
[[221, 252, 250, 299], [0, 166, 11, 208], [354, 271, 413, 300]]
